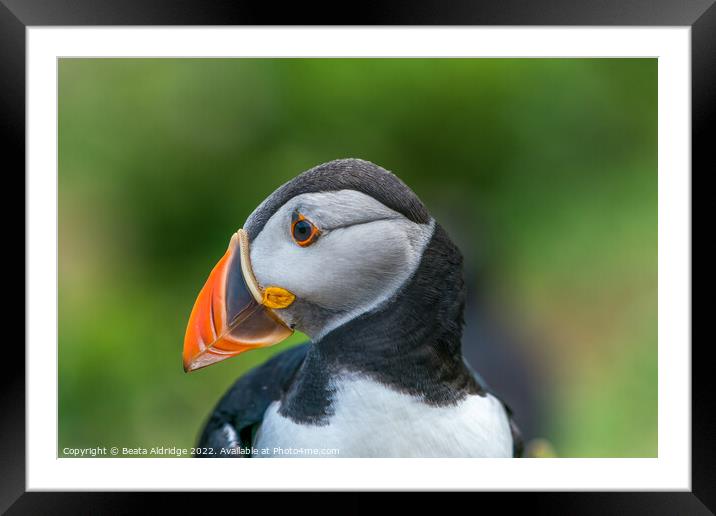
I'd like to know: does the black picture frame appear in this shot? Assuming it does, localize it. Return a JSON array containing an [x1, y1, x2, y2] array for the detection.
[[4, 0, 709, 512]]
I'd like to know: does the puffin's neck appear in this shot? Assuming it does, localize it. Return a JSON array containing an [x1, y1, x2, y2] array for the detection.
[[279, 224, 484, 425]]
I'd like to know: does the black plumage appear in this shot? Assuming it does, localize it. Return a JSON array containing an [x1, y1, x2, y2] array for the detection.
[[197, 343, 309, 456]]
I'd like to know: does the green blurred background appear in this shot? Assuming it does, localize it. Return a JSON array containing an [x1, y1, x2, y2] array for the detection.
[[58, 58, 657, 457]]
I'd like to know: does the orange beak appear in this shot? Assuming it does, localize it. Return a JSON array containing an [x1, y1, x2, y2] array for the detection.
[[182, 230, 294, 372]]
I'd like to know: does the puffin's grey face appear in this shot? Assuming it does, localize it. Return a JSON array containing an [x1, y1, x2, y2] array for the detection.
[[248, 190, 434, 338], [183, 161, 434, 372]]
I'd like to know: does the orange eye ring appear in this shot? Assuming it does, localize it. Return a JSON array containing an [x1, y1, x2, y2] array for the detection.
[[291, 213, 320, 247]]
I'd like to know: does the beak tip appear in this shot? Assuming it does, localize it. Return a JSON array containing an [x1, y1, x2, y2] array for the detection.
[[183, 356, 196, 373]]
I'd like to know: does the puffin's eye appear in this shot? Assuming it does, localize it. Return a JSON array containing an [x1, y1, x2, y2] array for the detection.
[[291, 212, 320, 247]]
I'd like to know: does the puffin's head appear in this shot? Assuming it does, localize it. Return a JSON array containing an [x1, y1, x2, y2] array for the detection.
[[182, 158, 436, 372]]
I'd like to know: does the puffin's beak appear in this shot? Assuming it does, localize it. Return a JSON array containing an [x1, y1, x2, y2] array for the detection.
[[183, 229, 295, 372]]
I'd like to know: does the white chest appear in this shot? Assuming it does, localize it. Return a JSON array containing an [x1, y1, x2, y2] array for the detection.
[[253, 376, 513, 458]]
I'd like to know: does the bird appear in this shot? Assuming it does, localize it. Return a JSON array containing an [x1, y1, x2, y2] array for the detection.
[[183, 158, 523, 458]]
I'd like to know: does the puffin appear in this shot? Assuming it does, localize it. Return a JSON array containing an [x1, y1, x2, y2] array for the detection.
[[183, 158, 522, 458]]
